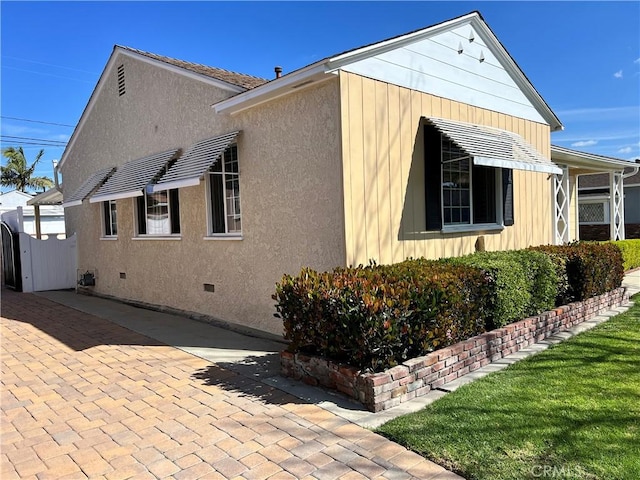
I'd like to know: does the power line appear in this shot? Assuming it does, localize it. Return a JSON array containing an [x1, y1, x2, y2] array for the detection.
[[1, 135, 67, 147], [0, 140, 66, 148], [2, 65, 95, 84], [1, 135, 67, 144], [1, 116, 75, 128], [2, 55, 98, 75]]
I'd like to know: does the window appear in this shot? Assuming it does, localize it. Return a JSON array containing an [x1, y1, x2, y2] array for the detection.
[[579, 200, 610, 225], [208, 145, 241, 235], [425, 125, 513, 231], [441, 139, 471, 225], [441, 136, 500, 227], [135, 189, 180, 235], [102, 200, 117, 237]]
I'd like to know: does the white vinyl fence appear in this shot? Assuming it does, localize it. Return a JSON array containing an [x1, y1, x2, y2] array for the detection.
[[18, 232, 77, 292]]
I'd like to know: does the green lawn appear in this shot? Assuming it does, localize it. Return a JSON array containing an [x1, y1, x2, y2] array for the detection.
[[376, 295, 640, 480]]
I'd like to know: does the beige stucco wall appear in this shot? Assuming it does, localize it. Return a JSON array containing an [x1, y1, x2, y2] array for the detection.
[[339, 71, 554, 266], [62, 52, 345, 335]]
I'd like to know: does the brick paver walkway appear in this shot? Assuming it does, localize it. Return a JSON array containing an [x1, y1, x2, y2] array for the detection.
[[1, 290, 461, 480]]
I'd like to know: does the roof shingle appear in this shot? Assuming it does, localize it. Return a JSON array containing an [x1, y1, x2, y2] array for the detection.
[[119, 46, 268, 90], [579, 164, 640, 188]]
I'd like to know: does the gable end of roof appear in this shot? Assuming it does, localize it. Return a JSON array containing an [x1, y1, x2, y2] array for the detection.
[[324, 12, 561, 131], [59, 46, 267, 169], [215, 11, 563, 131]]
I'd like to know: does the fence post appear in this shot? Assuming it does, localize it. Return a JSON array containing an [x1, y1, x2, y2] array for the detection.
[[16, 206, 25, 233], [19, 232, 34, 292]]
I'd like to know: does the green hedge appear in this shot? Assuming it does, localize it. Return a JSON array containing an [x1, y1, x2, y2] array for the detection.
[[274, 260, 491, 372], [531, 242, 624, 303], [610, 239, 640, 271], [446, 250, 558, 329], [275, 243, 624, 372]]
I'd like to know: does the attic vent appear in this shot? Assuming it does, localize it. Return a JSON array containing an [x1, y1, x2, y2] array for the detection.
[[117, 64, 126, 96]]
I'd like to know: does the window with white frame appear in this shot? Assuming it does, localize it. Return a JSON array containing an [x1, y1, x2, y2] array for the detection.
[[440, 137, 499, 227], [135, 189, 180, 235], [207, 144, 241, 235], [102, 200, 117, 237]]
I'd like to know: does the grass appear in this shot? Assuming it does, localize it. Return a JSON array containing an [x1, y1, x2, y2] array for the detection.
[[376, 294, 640, 480]]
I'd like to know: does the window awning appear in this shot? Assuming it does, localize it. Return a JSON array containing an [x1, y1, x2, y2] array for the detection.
[[149, 131, 239, 193], [424, 117, 562, 175], [62, 166, 116, 207], [89, 149, 180, 203]]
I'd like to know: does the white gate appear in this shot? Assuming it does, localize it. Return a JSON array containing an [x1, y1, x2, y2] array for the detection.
[[18, 233, 77, 292]]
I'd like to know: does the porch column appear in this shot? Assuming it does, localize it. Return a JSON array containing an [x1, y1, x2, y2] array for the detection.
[[609, 171, 625, 240], [554, 165, 570, 244]]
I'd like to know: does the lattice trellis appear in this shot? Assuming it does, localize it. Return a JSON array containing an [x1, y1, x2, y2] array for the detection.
[[610, 171, 625, 240], [554, 165, 570, 244]]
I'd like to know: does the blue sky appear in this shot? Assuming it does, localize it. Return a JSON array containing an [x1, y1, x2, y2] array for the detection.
[[1, 1, 639, 191]]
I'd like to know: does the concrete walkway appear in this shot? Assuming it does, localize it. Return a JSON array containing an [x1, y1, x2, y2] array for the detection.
[[622, 267, 640, 297], [1, 289, 462, 480]]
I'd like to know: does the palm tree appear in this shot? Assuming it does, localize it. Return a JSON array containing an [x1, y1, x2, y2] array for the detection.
[[1, 147, 54, 193]]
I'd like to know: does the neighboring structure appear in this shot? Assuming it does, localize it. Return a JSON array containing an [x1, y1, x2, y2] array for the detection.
[[58, 11, 634, 335], [550, 147, 637, 243], [577, 158, 640, 240], [0, 189, 65, 239]]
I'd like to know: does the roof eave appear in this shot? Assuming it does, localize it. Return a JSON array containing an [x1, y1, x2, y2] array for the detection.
[[213, 62, 329, 114], [551, 145, 638, 172], [117, 47, 249, 94]]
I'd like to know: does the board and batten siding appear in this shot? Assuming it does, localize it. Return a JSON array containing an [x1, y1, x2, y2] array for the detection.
[[339, 71, 554, 266]]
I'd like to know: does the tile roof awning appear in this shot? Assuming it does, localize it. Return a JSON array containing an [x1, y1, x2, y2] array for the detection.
[[89, 149, 180, 203], [425, 117, 562, 175], [150, 131, 239, 193], [62, 167, 116, 207]]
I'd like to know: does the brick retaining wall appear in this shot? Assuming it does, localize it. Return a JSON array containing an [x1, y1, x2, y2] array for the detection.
[[280, 287, 629, 412]]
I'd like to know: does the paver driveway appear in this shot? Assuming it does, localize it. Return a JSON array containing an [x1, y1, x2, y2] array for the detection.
[[1, 289, 461, 480]]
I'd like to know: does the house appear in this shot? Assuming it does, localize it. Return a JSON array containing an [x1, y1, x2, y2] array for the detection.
[[576, 159, 640, 240], [0, 189, 65, 239], [58, 11, 634, 336]]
